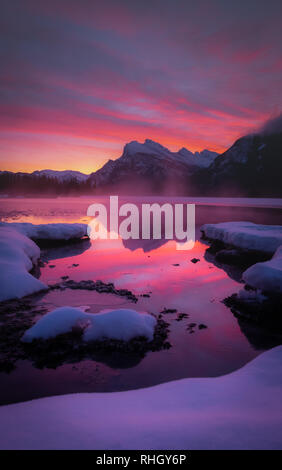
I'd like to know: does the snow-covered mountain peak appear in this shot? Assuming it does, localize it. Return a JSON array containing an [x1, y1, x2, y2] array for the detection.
[[123, 140, 172, 159], [178, 147, 194, 157], [176, 147, 218, 167], [119, 139, 219, 172], [143, 139, 172, 155]]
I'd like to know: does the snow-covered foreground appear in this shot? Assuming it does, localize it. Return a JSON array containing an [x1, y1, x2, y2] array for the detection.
[[22, 307, 156, 342], [0, 346, 282, 449], [0, 227, 47, 302], [0, 222, 88, 241]]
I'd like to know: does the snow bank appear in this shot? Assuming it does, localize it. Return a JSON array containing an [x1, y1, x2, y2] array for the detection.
[[22, 307, 157, 343], [0, 223, 88, 302], [201, 221, 282, 296], [1, 346, 282, 449], [0, 222, 88, 241], [201, 221, 282, 255], [243, 246, 282, 294], [0, 227, 47, 302]]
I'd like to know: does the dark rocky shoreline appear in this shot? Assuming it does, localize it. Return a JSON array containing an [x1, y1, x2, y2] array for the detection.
[[224, 291, 282, 330], [201, 234, 282, 330]]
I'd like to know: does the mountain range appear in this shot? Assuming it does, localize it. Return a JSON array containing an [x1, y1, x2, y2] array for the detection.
[[87, 140, 218, 194], [1, 126, 281, 196]]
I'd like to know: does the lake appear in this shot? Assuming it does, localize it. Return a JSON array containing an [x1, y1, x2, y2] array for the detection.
[[0, 196, 282, 405]]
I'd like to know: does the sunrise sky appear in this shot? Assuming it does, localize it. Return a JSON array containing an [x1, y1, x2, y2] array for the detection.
[[1, 0, 282, 174]]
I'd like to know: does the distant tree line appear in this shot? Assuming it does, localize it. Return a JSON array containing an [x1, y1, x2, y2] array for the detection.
[[0, 172, 95, 196]]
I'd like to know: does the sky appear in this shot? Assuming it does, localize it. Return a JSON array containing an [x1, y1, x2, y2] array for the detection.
[[1, 0, 282, 174]]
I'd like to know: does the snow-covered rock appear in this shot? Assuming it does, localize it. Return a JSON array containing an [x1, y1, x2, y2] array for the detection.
[[237, 288, 267, 303], [243, 246, 282, 294], [0, 222, 88, 241], [0, 227, 47, 302], [201, 221, 282, 255], [22, 307, 157, 343], [1, 346, 282, 449], [201, 221, 282, 297], [22, 307, 88, 341], [83, 308, 156, 342]]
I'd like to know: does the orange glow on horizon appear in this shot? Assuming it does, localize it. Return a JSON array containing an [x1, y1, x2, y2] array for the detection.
[[0, 88, 268, 174]]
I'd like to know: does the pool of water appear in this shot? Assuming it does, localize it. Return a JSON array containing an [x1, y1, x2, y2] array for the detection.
[[0, 196, 281, 405]]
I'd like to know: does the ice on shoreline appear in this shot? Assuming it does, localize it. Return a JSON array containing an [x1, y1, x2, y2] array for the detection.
[[0, 222, 89, 302], [22, 307, 157, 343], [0, 227, 47, 302], [0, 222, 88, 241], [243, 246, 282, 294], [201, 221, 282, 255], [0, 346, 282, 449], [201, 221, 282, 295]]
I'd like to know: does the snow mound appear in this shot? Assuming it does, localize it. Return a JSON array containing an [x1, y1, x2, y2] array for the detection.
[[243, 246, 282, 294], [201, 221, 282, 255], [22, 307, 157, 343], [0, 222, 88, 241], [0, 227, 47, 302], [83, 308, 156, 342], [22, 307, 88, 341], [1, 346, 282, 449]]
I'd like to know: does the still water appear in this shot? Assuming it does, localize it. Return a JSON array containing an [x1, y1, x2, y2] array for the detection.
[[0, 197, 281, 404]]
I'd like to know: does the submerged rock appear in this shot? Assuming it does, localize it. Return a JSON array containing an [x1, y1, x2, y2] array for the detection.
[[175, 313, 188, 321], [20, 314, 171, 369], [50, 279, 138, 303], [161, 308, 177, 314]]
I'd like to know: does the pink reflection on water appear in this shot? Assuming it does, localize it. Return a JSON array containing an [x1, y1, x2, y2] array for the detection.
[[40, 238, 228, 294], [0, 197, 281, 403]]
